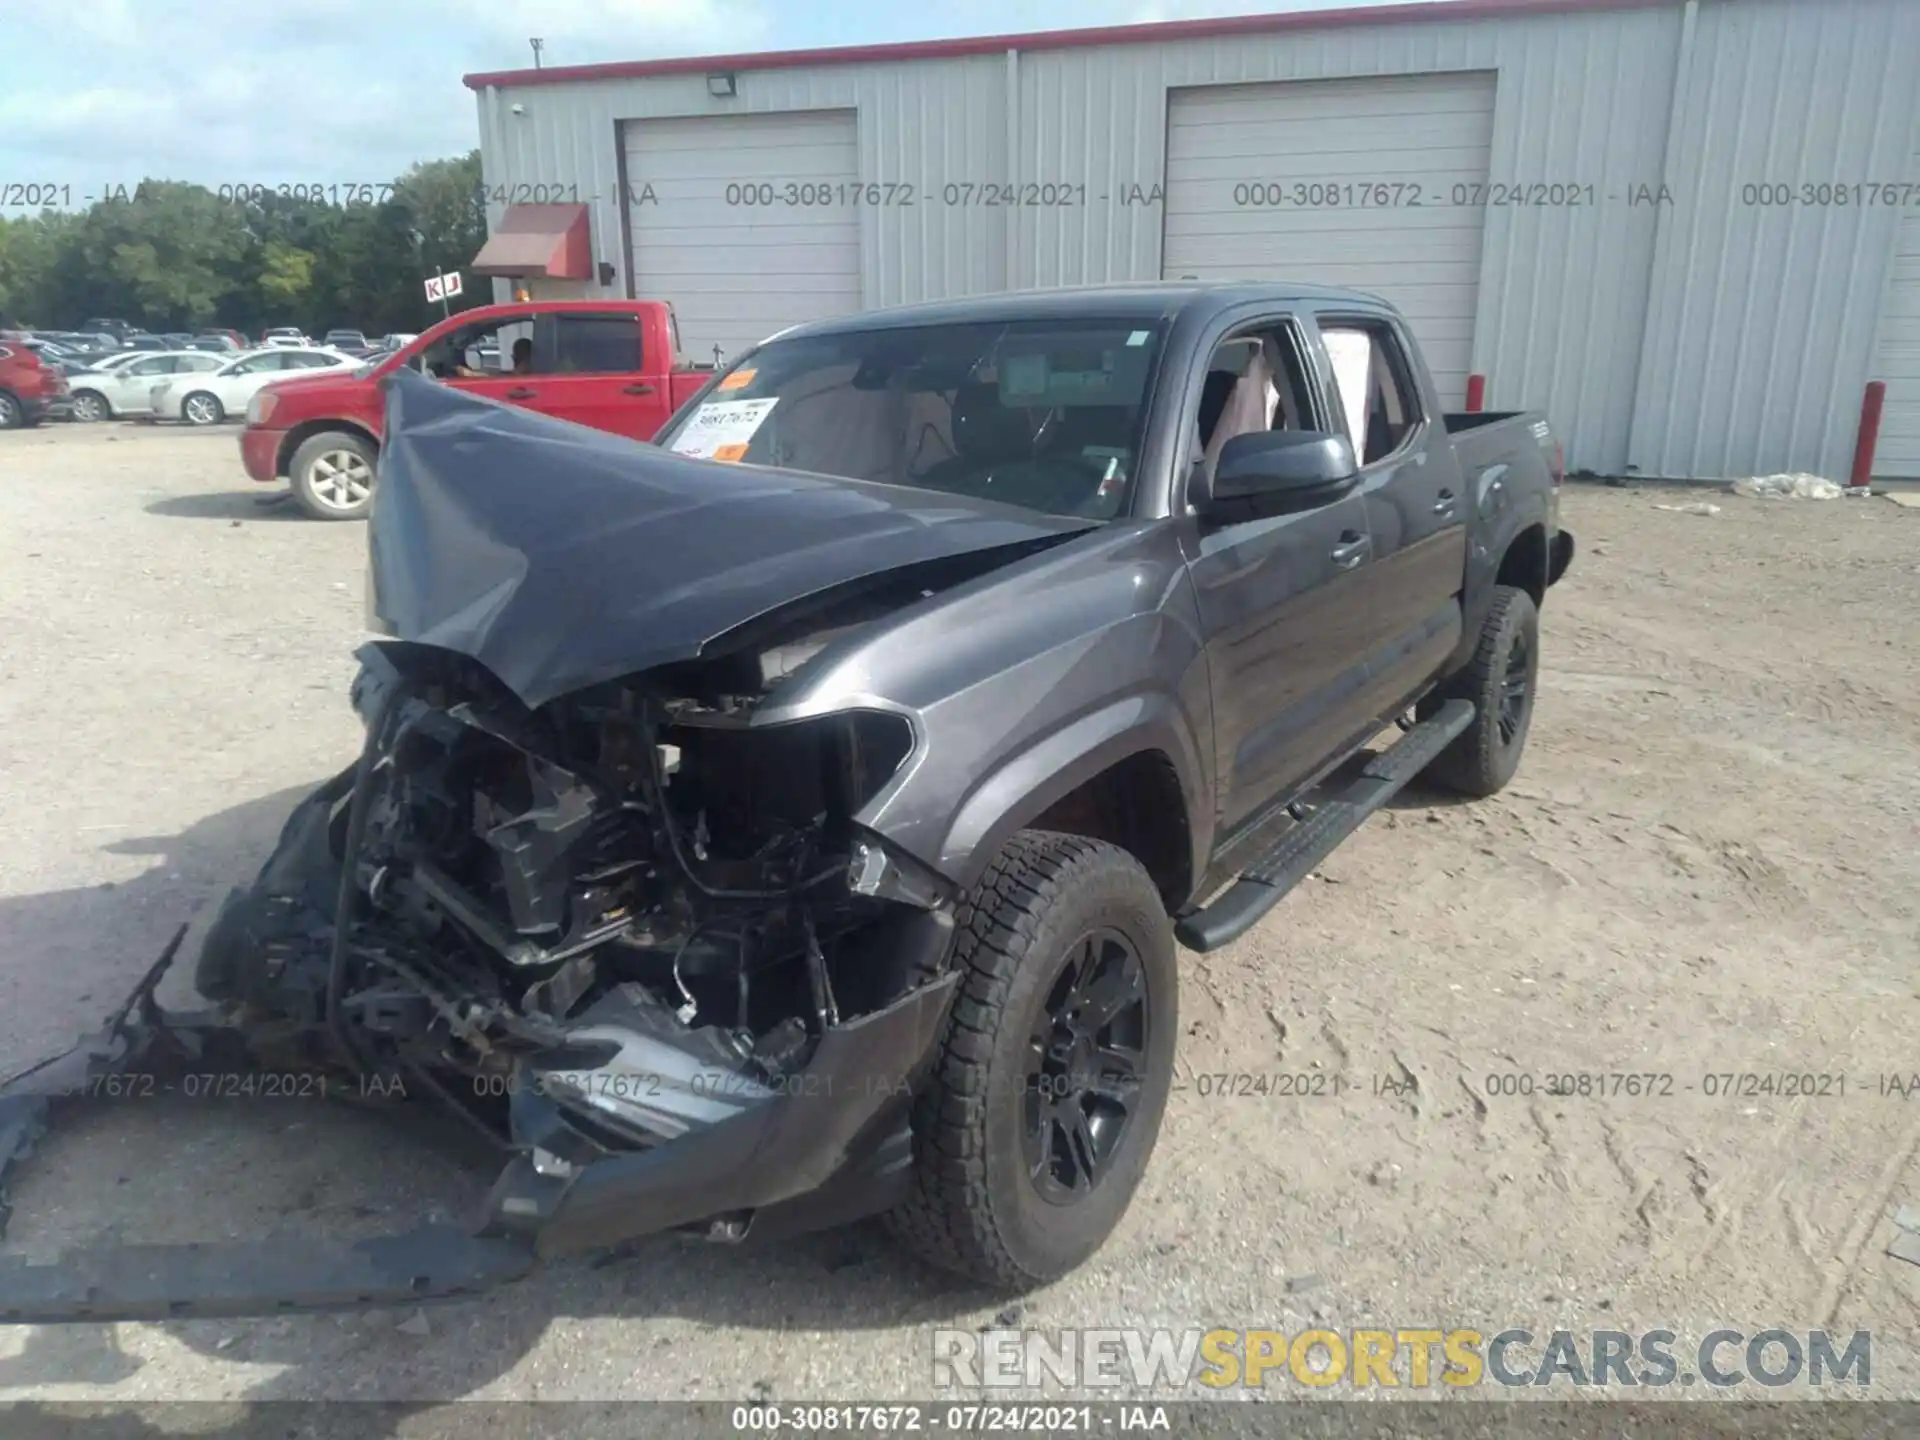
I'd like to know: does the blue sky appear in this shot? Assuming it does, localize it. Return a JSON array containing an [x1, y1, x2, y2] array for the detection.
[[1, 0, 1451, 203]]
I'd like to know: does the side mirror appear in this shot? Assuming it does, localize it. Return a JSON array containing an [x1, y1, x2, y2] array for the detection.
[[1197, 430, 1359, 518]]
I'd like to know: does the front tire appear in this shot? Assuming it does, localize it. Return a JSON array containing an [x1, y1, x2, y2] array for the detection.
[[181, 391, 225, 426], [290, 431, 377, 520], [1419, 584, 1541, 797], [0, 391, 21, 430], [886, 831, 1177, 1289], [70, 390, 111, 423]]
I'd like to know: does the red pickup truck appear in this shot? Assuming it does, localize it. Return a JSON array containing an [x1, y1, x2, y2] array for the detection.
[[239, 299, 711, 519]]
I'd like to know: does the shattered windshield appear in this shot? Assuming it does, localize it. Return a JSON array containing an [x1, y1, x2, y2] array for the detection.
[[656, 317, 1167, 520]]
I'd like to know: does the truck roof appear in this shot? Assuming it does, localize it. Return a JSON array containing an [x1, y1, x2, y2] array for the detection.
[[768, 281, 1396, 343]]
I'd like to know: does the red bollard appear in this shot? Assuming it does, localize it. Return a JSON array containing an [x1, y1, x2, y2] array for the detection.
[[1465, 374, 1486, 413], [1850, 381, 1885, 488]]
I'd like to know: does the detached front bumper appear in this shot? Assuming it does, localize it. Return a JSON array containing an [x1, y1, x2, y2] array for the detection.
[[0, 934, 958, 1325]]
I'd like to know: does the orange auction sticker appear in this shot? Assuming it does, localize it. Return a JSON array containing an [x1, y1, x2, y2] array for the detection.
[[712, 443, 749, 462], [718, 369, 757, 392]]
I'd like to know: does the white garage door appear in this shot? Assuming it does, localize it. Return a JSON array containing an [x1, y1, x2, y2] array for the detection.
[[1867, 137, 1920, 477], [1163, 73, 1497, 407], [624, 110, 862, 363]]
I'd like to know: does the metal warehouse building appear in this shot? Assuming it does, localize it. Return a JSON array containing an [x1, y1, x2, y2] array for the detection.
[[464, 0, 1920, 481]]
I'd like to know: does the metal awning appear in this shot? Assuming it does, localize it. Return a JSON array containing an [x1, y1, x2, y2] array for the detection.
[[470, 204, 592, 279]]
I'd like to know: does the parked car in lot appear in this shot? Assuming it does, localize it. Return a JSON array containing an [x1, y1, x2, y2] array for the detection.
[[321, 328, 372, 356], [0, 341, 73, 428], [240, 299, 709, 519], [375, 332, 418, 352], [261, 327, 311, 348], [0, 283, 1575, 1322], [118, 334, 167, 352], [150, 346, 356, 426], [43, 332, 118, 359], [81, 317, 137, 341], [65, 350, 229, 422], [199, 329, 250, 350]]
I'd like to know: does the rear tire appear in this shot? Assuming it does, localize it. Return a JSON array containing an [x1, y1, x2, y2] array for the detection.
[[885, 831, 1177, 1289], [181, 391, 225, 426], [1419, 584, 1540, 797], [0, 391, 21, 429], [290, 431, 378, 520]]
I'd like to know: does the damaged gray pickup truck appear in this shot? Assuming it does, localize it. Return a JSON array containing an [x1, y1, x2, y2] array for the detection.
[[0, 282, 1573, 1322]]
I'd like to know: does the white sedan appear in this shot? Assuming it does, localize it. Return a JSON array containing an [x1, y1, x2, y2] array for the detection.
[[148, 348, 358, 426], [64, 350, 230, 421]]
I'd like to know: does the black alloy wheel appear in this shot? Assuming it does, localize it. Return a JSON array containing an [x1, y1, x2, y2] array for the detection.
[[1024, 928, 1149, 1202], [1498, 628, 1531, 746]]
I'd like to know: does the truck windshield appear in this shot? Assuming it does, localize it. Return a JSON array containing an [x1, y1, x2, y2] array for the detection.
[[656, 317, 1167, 520]]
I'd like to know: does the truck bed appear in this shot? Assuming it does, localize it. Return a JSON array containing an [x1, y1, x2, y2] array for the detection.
[[1442, 409, 1548, 475]]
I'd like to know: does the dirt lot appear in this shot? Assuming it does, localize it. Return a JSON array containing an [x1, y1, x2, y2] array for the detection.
[[1, 422, 1917, 1415]]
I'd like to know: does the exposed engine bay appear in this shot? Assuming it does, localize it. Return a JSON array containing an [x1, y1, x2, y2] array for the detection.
[[200, 630, 955, 1179]]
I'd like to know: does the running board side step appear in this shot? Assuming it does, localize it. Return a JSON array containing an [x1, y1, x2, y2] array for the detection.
[[1174, 699, 1475, 953]]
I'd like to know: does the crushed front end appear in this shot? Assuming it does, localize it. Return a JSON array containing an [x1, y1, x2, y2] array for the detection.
[[0, 640, 961, 1324]]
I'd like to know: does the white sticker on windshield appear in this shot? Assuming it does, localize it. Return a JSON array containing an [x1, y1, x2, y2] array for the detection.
[[668, 397, 779, 462], [1126, 330, 1150, 347]]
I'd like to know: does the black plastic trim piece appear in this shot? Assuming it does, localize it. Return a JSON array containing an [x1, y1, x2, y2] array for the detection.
[[1174, 699, 1475, 952]]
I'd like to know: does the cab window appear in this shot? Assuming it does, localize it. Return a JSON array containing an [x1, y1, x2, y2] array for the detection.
[[417, 317, 540, 379], [1188, 321, 1320, 500], [1316, 319, 1423, 466]]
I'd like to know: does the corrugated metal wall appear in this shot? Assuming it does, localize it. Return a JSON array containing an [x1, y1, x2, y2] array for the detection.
[[474, 0, 1920, 480], [474, 55, 1014, 312], [1865, 108, 1920, 477], [1629, 0, 1920, 480]]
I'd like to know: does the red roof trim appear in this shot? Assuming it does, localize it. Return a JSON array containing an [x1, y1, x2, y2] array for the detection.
[[464, 0, 1671, 91]]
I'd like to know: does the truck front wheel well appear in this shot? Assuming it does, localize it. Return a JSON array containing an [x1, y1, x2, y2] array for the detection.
[[276, 419, 378, 478], [1027, 750, 1191, 912], [1496, 523, 1549, 608]]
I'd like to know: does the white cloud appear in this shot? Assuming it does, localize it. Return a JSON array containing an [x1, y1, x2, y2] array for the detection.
[[450, 0, 764, 50], [1126, 0, 1443, 20], [0, 0, 768, 191]]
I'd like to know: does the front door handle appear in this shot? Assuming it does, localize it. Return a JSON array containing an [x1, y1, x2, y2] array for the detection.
[[1330, 532, 1370, 570], [623, 382, 656, 395], [1433, 489, 1457, 516], [505, 386, 537, 400]]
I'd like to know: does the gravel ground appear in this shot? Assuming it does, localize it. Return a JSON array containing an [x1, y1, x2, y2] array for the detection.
[[1, 422, 1917, 1421]]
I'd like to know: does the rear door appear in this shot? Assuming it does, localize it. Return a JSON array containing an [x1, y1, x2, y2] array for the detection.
[[531, 312, 669, 440], [1307, 313, 1468, 717], [1178, 312, 1382, 830]]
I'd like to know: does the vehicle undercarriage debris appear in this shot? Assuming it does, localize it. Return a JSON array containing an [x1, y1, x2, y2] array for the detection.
[[0, 630, 967, 1322]]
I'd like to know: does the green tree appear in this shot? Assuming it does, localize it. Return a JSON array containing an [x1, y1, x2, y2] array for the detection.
[[0, 151, 499, 336], [258, 241, 316, 311], [64, 182, 247, 328]]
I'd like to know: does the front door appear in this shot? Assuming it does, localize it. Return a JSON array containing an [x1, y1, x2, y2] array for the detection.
[[1178, 318, 1384, 832]]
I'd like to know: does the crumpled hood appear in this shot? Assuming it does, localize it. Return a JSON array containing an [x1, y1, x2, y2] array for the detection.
[[367, 369, 1099, 710]]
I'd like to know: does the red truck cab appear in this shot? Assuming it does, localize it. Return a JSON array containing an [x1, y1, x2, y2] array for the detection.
[[240, 299, 710, 519]]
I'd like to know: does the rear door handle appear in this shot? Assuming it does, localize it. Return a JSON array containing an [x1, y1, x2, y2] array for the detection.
[[1330, 533, 1370, 570], [623, 382, 656, 395], [1433, 489, 1457, 516], [505, 386, 537, 400]]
